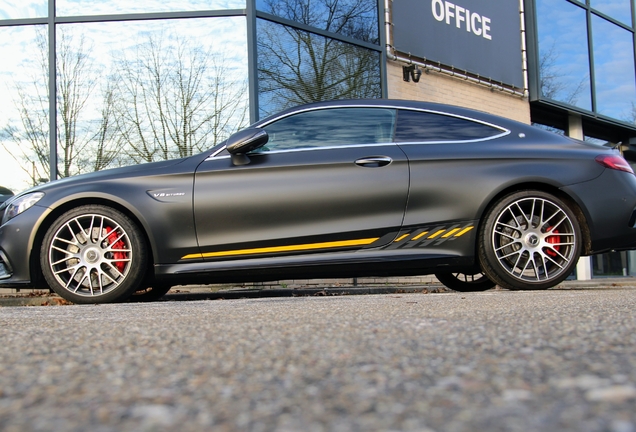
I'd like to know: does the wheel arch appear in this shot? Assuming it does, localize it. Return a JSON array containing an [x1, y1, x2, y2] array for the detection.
[[476, 182, 592, 257], [29, 197, 156, 285]]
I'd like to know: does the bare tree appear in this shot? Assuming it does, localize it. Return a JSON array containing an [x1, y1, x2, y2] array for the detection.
[[540, 42, 587, 106], [55, 29, 97, 178], [257, 0, 381, 116], [112, 32, 248, 163], [0, 27, 119, 185], [1, 29, 51, 186]]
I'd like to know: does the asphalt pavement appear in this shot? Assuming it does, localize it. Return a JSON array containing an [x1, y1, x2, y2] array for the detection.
[[1, 284, 635, 431]]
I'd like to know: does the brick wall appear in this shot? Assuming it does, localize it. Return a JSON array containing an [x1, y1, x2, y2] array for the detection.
[[387, 61, 531, 124]]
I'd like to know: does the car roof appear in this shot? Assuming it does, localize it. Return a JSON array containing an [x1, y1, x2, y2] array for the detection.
[[255, 99, 526, 131]]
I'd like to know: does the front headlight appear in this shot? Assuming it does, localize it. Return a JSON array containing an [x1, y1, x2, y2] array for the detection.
[[1, 192, 45, 225]]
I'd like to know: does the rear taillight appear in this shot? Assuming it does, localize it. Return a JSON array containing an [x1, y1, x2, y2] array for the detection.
[[595, 154, 635, 175]]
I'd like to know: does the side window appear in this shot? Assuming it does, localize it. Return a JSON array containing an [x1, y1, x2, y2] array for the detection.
[[260, 108, 396, 152], [395, 110, 505, 143]]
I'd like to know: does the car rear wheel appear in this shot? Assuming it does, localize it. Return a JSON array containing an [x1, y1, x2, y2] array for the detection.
[[129, 284, 173, 302], [41, 205, 148, 304], [435, 271, 496, 292], [478, 190, 581, 291]]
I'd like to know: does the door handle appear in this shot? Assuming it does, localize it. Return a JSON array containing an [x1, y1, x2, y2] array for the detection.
[[354, 156, 393, 167]]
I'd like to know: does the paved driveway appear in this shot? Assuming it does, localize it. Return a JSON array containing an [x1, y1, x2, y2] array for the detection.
[[1, 289, 635, 431]]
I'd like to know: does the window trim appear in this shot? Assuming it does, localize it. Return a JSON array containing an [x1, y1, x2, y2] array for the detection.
[[207, 104, 511, 160]]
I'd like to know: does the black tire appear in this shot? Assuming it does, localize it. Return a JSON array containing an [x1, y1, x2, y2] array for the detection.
[[435, 271, 496, 292], [129, 284, 173, 302], [478, 190, 581, 290], [40, 205, 148, 304]]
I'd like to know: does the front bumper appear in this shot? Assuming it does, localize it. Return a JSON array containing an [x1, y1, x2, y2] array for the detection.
[[0, 204, 50, 287]]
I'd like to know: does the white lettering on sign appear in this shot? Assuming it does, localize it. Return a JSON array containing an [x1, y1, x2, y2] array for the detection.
[[431, 0, 492, 40]]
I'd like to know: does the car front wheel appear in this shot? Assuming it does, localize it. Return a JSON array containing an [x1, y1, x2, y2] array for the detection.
[[478, 190, 581, 291], [41, 205, 148, 304]]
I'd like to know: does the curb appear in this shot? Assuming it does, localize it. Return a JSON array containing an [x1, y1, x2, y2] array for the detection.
[[1, 279, 636, 307]]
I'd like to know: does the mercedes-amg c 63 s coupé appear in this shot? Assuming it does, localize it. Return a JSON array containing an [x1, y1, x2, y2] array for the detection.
[[2, 100, 636, 303]]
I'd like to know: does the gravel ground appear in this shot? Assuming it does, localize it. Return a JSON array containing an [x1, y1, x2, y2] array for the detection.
[[0, 288, 635, 432]]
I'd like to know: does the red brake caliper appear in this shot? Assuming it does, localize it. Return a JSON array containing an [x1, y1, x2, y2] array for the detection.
[[545, 227, 560, 257], [105, 227, 126, 272]]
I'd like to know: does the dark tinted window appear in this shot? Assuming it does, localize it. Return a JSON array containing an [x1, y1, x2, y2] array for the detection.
[[261, 108, 396, 151], [395, 110, 504, 143]]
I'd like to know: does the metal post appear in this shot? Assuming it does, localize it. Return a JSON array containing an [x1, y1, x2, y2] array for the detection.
[[569, 113, 593, 281], [48, 0, 57, 183]]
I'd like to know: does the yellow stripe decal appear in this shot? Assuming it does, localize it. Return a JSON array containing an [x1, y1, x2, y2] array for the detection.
[[428, 229, 447, 239], [441, 228, 462, 238], [411, 231, 429, 241], [394, 234, 410, 242], [454, 226, 474, 237], [182, 237, 380, 260]]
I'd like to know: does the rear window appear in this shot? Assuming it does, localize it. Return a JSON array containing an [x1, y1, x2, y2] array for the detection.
[[395, 110, 505, 143]]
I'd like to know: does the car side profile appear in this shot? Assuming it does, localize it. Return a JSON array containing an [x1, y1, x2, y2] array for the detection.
[[1, 99, 636, 304]]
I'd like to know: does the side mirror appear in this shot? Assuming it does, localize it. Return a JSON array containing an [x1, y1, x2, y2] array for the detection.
[[226, 128, 269, 166]]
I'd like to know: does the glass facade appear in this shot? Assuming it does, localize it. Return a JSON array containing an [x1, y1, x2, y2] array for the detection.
[[56, 0, 246, 16], [0, 25, 49, 187], [256, 0, 379, 43], [532, 0, 636, 125], [0, 1, 47, 19], [0, 0, 383, 192], [257, 19, 382, 118]]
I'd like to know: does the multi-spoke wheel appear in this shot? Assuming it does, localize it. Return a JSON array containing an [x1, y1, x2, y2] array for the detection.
[[41, 205, 148, 304], [479, 190, 581, 290], [435, 271, 496, 292]]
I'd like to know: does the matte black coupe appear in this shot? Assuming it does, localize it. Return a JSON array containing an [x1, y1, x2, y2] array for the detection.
[[2, 100, 636, 303]]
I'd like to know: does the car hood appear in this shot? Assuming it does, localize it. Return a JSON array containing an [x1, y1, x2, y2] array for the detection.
[[38, 158, 190, 191]]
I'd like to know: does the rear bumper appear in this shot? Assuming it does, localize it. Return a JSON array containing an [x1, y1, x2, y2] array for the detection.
[[561, 169, 636, 254]]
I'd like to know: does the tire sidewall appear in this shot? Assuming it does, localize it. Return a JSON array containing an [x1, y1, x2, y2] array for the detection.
[[40, 205, 148, 304], [435, 271, 496, 292], [478, 190, 581, 290]]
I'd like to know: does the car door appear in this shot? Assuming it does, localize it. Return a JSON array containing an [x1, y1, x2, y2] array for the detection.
[[192, 107, 409, 261], [394, 108, 510, 227]]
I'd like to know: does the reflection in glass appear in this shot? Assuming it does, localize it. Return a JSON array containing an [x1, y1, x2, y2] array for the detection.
[[594, 251, 629, 276], [0, 0, 47, 19], [590, 0, 632, 25], [57, 0, 245, 17], [256, 0, 379, 43], [51, 17, 248, 177], [592, 14, 636, 121], [0, 25, 48, 192], [262, 108, 395, 151], [396, 110, 503, 142], [257, 19, 381, 118], [536, 0, 591, 111], [532, 123, 565, 135]]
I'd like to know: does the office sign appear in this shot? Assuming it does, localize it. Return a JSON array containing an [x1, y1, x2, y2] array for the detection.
[[393, 0, 524, 88]]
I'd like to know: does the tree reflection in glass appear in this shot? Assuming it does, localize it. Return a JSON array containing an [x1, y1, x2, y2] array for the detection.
[[256, 0, 379, 43], [536, 0, 591, 111], [0, 25, 48, 191], [1, 18, 249, 185], [257, 19, 381, 118]]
